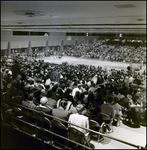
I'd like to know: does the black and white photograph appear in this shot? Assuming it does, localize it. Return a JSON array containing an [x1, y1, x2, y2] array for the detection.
[[1, 1, 146, 149]]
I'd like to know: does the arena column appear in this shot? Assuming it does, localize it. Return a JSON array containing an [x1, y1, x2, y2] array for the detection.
[[60, 40, 64, 54], [27, 41, 32, 55], [57, 46, 60, 53], [45, 40, 49, 56], [74, 39, 78, 51], [19, 48, 21, 54], [45, 40, 49, 49], [6, 41, 11, 56]]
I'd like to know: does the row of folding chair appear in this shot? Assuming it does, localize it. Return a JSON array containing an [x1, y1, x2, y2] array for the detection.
[[2, 102, 113, 149]]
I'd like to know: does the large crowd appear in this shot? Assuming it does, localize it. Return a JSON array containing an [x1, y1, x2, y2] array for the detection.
[[45, 39, 146, 63], [0, 37, 146, 147], [1, 53, 146, 130]]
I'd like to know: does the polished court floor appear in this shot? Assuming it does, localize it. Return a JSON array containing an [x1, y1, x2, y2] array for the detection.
[[41, 56, 130, 70]]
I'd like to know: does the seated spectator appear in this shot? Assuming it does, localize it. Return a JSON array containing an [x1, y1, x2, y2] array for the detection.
[[84, 101, 102, 125], [71, 83, 83, 98], [62, 88, 74, 105], [6, 79, 24, 101], [51, 70, 60, 82], [22, 98, 37, 110], [112, 97, 122, 126], [36, 97, 52, 114], [68, 104, 89, 135], [100, 96, 115, 132], [94, 87, 104, 106], [57, 98, 73, 111], [125, 105, 145, 126], [46, 90, 57, 109], [52, 100, 70, 122], [51, 84, 60, 101], [73, 91, 82, 106]]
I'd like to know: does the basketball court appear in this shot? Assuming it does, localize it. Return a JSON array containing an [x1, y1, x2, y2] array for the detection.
[[41, 56, 130, 70]]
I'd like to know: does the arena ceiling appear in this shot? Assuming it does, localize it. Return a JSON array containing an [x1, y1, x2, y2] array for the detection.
[[1, 1, 146, 33]]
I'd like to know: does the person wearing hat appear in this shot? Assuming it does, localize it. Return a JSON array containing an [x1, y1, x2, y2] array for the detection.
[[68, 104, 89, 135]]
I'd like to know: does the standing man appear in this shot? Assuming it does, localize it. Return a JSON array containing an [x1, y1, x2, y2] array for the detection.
[[11, 59, 20, 79]]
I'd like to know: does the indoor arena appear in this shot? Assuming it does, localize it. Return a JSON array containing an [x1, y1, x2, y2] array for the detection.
[[1, 1, 146, 149]]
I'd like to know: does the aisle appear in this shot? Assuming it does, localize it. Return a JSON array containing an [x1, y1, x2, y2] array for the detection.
[[90, 121, 146, 149]]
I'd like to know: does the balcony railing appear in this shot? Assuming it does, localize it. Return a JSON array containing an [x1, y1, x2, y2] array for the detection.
[[1, 102, 146, 149]]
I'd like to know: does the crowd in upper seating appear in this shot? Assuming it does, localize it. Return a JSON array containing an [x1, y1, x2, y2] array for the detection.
[[45, 39, 146, 63], [1, 53, 146, 131]]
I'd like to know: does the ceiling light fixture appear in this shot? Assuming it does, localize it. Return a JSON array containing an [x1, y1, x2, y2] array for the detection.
[[13, 10, 46, 17]]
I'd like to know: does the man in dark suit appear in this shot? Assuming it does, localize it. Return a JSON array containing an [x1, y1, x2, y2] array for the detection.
[[100, 96, 115, 132], [101, 96, 115, 119], [11, 59, 21, 79]]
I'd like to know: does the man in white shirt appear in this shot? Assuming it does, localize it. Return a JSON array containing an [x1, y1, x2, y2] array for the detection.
[[68, 104, 89, 135], [71, 84, 83, 98]]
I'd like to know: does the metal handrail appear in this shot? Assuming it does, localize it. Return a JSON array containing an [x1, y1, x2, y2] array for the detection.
[[2, 102, 146, 149]]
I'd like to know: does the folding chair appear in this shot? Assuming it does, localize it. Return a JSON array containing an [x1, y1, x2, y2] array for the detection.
[[99, 113, 113, 133], [21, 109, 38, 135], [51, 120, 68, 148], [68, 127, 91, 149], [35, 113, 52, 142], [89, 119, 104, 142]]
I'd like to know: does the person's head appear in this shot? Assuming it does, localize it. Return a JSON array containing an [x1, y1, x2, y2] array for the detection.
[[60, 100, 68, 110], [45, 84, 50, 90], [74, 91, 81, 100], [46, 90, 52, 98], [34, 90, 41, 103], [40, 97, 48, 106], [78, 84, 82, 89], [52, 85, 58, 92], [87, 91, 95, 102], [88, 101, 97, 111], [11, 79, 17, 86], [106, 96, 114, 104], [113, 97, 119, 104], [65, 88, 72, 95], [13, 59, 18, 64], [76, 104, 85, 115]]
